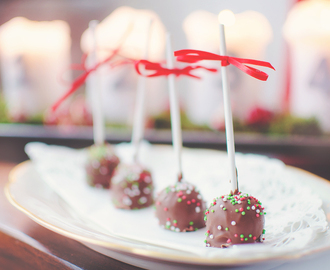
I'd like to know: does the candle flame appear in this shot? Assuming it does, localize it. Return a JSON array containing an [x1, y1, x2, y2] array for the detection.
[[218, 10, 236, 26]]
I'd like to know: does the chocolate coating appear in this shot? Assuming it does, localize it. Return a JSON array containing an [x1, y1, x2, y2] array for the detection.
[[155, 181, 206, 232], [85, 143, 120, 189], [111, 163, 154, 210], [205, 192, 265, 248]]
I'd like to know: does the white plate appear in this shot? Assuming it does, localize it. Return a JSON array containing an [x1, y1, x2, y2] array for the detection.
[[5, 160, 330, 270]]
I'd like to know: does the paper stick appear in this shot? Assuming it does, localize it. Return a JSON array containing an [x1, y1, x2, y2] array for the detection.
[[219, 23, 238, 193], [166, 33, 183, 181], [131, 18, 153, 162], [87, 20, 105, 146]]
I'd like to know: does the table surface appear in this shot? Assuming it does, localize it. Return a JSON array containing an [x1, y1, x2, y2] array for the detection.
[[0, 162, 144, 270]]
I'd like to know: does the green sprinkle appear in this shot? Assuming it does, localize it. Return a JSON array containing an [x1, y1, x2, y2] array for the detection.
[[245, 238, 248, 241], [173, 220, 177, 223], [225, 227, 229, 231], [211, 209, 215, 213], [204, 216, 207, 221], [249, 234, 252, 238], [177, 198, 182, 202], [247, 206, 250, 210], [260, 212, 263, 215], [242, 211, 246, 215], [262, 229, 266, 234], [189, 221, 194, 225], [235, 209, 239, 213], [195, 228, 198, 231], [240, 234, 244, 238], [204, 240, 207, 243], [166, 224, 170, 229], [205, 232, 209, 236], [223, 207, 227, 211], [264, 212, 267, 215]]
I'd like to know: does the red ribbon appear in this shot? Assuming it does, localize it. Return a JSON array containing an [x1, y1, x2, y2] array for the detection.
[[135, 59, 217, 79], [174, 49, 275, 81], [52, 49, 134, 112]]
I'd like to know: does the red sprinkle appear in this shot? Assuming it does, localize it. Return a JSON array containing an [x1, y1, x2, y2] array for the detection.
[[227, 239, 232, 243], [167, 218, 170, 221], [213, 202, 216, 205], [187, 201, 191, 205], [174, 223, 177, 227], [156, 201, 161, 205], [256, 214, 260, 217], [240, 238, 244, 242], [207, 230, 210, 233], [234, 234, 238, 237], [253, 236, 257, 241], [192, 199, 196, 203], [182, 196, 186, 200], [197, 203, 201, 206], [164, 207, 168, 211], [239, 208, 244, 212]]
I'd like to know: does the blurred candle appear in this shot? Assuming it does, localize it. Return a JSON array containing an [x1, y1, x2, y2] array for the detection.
[[81, 6, 167, 125], [284, 0, 330, 132], [183, 10, 272, 127], [0, 17, 71, 121]]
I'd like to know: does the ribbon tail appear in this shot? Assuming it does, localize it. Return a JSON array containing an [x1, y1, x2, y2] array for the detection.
[[52, 71, 91, 112]]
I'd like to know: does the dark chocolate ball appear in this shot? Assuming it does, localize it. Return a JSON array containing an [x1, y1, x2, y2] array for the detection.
[[85, 143, 120, 189], [155, 181, 206, 232], [111, 163, 154, 210], [205, 192, 265, 248]]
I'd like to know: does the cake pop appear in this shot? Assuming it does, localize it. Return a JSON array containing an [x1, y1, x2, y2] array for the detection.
[[204, 192, 265, 247], [111, 163, 154, 209], [85, 143, 120, 189], [155, 180, 206, 232]]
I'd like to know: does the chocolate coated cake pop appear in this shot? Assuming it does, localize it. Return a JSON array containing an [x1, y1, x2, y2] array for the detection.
[[155, 181, 206, 232], [111, 163, 154, 210], [204, 192, 265, 248], [85, 143, 120, 189]]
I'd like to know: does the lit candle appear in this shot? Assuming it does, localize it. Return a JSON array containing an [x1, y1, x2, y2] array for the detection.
[[80, 6, 166, 125], [283, 0, 330, 132], [218, 10, 238, 193], [0, 17, 71, 120], [183, 10, 272, 127]]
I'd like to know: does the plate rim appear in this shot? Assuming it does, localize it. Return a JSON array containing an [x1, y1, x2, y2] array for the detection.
[[5, 160, 330, 266]]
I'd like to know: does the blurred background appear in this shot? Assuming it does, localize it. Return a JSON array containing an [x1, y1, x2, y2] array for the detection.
[[1, 0, 330, 179]]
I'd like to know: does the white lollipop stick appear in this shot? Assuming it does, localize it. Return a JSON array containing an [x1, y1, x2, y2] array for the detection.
[[87, 20, 104, 146], [131, 18, 153, 162], [166, 33, 183, 181], [219, 23, 238, 193]]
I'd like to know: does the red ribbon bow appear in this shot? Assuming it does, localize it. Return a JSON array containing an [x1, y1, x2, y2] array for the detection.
[[174, 49, 275, 81], [135, 59, 217, 79]]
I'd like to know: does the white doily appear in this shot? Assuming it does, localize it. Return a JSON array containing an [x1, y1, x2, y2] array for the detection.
[[25, 142, 328, 258]]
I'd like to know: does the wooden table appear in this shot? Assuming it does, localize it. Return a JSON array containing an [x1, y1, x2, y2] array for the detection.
[[0, 162, 143, 270]]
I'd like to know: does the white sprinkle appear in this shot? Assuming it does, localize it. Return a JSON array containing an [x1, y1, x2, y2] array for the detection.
[[122, 197, 132, 206], [171, 226, 175, 231], [210, 234, 214, 239], [144, 176, 151, 183], [197, 194, 202, 200], [220, 204, 224, 208], [206, 243, 210, 247], [231, 221, 236, 226], [195, 207, 201, 213], [92, 160, 100, 169], [139, 196, 147, 204], [186, 190, 191, 194], [217, 225, 222, 230], [223, 198, 227, 202], [99, 166, 108, 175], [143, 187, 151, 194], [175, 228, 180, 232], [124, 188, 130, 195], [133, 190, 141, 196], [252, 206, 256, 210], [237, 200, 242, 204], [256, 209, 260, 213], [166, 221, 171, 226]]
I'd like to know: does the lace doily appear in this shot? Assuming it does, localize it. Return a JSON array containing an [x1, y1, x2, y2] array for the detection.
[[25, 142, 329, 257]]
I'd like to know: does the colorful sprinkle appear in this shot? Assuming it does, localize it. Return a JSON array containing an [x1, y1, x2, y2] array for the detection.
[[217, 225, 222, 230]]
